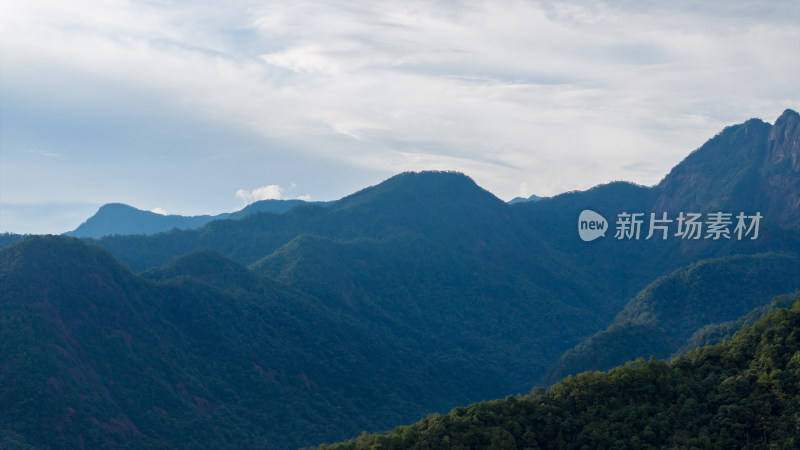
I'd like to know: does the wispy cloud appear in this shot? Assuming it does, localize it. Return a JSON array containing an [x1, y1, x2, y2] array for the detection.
[[26, 149, 60, 158], [1, 0, 798, 232]]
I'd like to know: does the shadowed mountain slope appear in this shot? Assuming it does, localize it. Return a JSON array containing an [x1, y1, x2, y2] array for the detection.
[[323, 301, 800, 448], [1, 236, 513, 448]]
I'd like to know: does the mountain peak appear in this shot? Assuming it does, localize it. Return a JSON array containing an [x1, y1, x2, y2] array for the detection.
[[767, 108, 800, 171], [1, 235, 125, 275], [65, 203, 214, 238], [776, 108, 799, 123], [309, 170, 513, 245], [142, 249, 260, 291], [652, 110, 800, 218], [333, 171, 502, 211], [508, 194, 544, 204], [97, 202, 138, 213], [0, 236, 142, 321]]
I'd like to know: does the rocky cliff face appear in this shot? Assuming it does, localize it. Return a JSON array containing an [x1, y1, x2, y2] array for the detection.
[[653, 109, 800, 227], [767, 109, 800, 170], [763, 109, 800, 224]]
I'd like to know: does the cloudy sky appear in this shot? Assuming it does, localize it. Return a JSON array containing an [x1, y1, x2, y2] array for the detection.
[[1, 0, 799, 234]]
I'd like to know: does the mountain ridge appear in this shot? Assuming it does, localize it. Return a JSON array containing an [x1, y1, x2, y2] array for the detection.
[[3, 109, 800, 447], [52, 108, 800, 242], [64, 199, 321, 239], [653, 109, 800, 225]]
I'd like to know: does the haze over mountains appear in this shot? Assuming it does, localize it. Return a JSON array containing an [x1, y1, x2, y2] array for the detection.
[[1, 110, 799, 448], [65, 192, 545, 239], [64, 199, 320, 239]]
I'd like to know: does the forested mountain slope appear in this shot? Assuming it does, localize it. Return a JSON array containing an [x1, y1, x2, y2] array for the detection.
[[547, 253, 800, 383], [322, 301, 800, 449], [1, 237, 501, 448]]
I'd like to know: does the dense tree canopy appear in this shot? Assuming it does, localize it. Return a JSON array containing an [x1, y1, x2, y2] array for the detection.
[[322, 301, 800, 449]]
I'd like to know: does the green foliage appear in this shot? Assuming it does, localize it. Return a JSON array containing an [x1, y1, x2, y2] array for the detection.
[[549, 254, 800, 382], [678, 291, 800, 355], [1, 236, 488, 447], [0, 232, 25, 249], [322, 302, 800, 448], [93, 171, 626, 400]]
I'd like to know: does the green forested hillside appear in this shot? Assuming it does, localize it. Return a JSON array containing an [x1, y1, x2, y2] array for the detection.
[[547, 253, 800, 383], [0, 237, 505, 448], [0, 232, 25, 248], [252, 230, 601, 397], [93, 171, 625, 392], [322, 301, 800, 449], [677, 291, 800, 355]]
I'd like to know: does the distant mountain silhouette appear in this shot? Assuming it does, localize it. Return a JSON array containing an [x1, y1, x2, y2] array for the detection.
[[508, 194, 544, 204], [64, 203, 226, 238], [65, 199, 323, 238]]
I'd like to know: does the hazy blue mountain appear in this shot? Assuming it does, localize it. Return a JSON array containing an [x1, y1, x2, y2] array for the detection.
[[64, 199, 319, 238], [508, 194, 544, 204], [63, 203, 226, 238], [228, 198, 331, 219]]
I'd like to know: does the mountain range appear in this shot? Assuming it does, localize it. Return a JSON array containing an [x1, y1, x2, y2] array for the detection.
[[64, 199, 323, 239], [64, 192, 546, 239], [1, 109, 798, 448]]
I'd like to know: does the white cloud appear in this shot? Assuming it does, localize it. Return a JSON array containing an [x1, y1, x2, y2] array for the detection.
[[235, 184, 314, 204], [235, 185, 284, 204], [150, 207, 167, 215]]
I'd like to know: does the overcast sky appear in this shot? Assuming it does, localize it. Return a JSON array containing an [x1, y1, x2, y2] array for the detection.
[[1, 0, 799, 234]]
